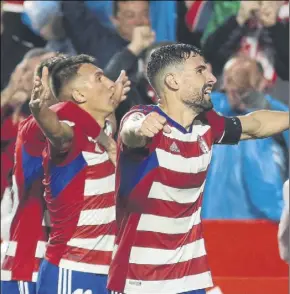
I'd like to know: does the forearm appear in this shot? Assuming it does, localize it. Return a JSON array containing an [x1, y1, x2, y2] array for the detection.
[[31, 107, 73, 149], [240, 110, 289, 139]]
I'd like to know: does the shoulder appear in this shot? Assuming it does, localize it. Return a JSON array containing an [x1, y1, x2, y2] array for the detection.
[[129, 104, 156, 115], [18, 115, 39, 136], [121, 105, 156, 124]]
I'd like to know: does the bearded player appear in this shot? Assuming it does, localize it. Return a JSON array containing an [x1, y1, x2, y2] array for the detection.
[[108, 44, 289, 294]]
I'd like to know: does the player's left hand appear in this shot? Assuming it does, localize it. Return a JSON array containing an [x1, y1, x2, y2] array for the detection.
[[97, 130, 117, 166], [115, 70, 131, 102]]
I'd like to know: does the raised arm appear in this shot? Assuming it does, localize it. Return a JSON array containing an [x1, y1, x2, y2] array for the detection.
[[29, 67, 73, 151], [238, 110, 289, 140], [120, 111, 171, 148]]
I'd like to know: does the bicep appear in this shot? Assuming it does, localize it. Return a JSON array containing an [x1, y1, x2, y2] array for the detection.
[[205, 110, 242, 144]]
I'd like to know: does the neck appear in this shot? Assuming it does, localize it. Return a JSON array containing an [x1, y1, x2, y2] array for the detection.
[[158, 94, 199, 130], [79, 104, 106, 129]]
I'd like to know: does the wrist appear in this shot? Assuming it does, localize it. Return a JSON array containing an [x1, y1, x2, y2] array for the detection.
[[127, 42, 143, 56]]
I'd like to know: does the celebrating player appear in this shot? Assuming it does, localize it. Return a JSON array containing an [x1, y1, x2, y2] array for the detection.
[[0, 55, 70, 294], [107, 44, 289, 294], [30, 55, 129, 294]]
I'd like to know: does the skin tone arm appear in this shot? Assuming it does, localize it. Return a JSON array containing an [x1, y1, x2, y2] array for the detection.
[[29, 66, 74, 151], [120, 112, 171, 148], [238, 110, 289, 140], [121, 109, 289, 146]]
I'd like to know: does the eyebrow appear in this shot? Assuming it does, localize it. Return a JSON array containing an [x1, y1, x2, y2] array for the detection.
[[195, 65, 207, 71], [94, 69, 104, 76]]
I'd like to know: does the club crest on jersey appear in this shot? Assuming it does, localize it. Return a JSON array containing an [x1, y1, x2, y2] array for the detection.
[[197, 135, 209, 154]]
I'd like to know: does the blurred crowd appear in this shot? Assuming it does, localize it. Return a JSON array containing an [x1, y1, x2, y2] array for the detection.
[[1, 0, 289, 227]]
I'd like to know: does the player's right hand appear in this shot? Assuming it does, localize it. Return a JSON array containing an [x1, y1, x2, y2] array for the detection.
[[135, 112, 171, 138], [128, 26, 156, 55], [29, 66, 52, 114]]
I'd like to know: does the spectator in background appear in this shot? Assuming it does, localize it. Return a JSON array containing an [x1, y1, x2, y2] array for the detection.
[[202, 55, 289, 221], [22, 1, 76, 56], [104, 41, 174, 126], [278, 179, 289, 263], [61, 1, 155, 71], [1, 48, 56, 199], [1, 1, 46, 90], [202, 1, 289, 103], [180, 0, 214, 48]]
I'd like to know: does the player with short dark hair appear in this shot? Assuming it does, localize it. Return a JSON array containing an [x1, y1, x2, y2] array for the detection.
[[30, 55, 130, 294], [0, 54, 70, 294], [108, 43, 289, 294]]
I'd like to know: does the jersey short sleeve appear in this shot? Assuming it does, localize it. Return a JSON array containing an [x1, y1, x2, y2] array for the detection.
[[18, 116, 46, 156], [47, 121, 88, 166], [205, 110, 242, 145], [46, 102, 101, 166]]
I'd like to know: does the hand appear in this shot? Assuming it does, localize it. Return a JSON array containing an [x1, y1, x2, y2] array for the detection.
[[136, 112, 171, 138], [236, 1, 260, 26], [113, 70, 131, 104], [97, 130, 117, 166], [128, 26, 156, 56], [29, 66, 54, 114], [259, 1, 283, 27]]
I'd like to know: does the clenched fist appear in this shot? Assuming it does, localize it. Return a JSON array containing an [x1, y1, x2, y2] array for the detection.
[[135, 112, 171, 138], [128, 26, 156, 56]]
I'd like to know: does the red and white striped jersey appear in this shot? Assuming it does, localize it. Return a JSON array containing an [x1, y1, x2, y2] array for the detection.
[[1, 116, 49, 282], [108, 105, 242, 294], [42, 102, 116, 274]]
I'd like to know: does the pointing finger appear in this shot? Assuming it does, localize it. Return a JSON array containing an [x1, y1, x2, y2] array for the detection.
[[41, 67, 49, 88]]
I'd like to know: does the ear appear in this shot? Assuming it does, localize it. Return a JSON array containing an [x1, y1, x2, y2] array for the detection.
[[164, 73, 179, 91], [72, 89, 87, 104]]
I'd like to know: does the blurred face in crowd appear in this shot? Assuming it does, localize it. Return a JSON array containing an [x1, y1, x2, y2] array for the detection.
[[167, 53, 217, 113], [68, 63, 117, 116], [223, 56, 266, 111], [112, 1, 150, 41]]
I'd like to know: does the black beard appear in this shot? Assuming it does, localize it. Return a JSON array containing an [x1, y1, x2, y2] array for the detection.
[[182, 94, 213, 114], [182, 84, 214, 114]]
